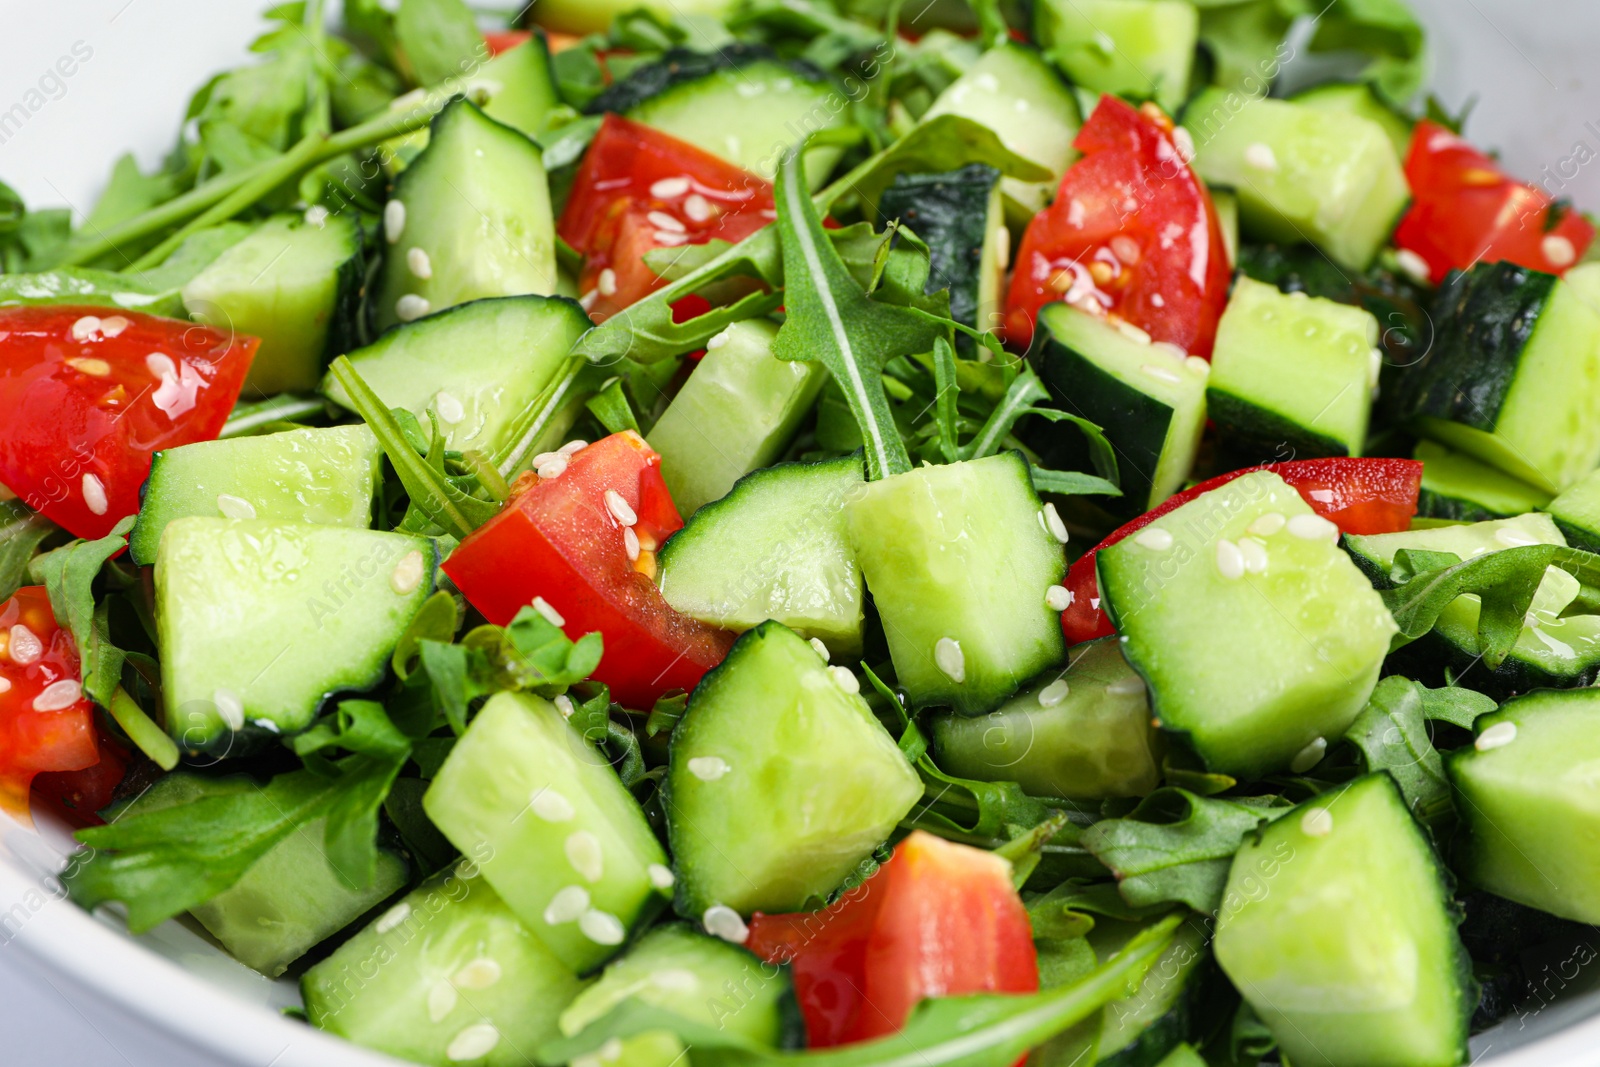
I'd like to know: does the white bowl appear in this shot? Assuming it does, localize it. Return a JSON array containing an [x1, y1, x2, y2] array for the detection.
[[1, 0, 1598, 1064]]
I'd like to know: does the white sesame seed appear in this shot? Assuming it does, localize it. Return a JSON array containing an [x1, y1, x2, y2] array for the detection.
[[649, 176, 691, 198], [605, 489, 637, 526], [395, 294, 430, 322], [706, 327, 733, 350], [683, 194, 713, 223], [32, 680, 83, 712], [81, 473, 108, 516], [1107, 675, 1145, 696], [554, 694, 575, 719], [216, 494, 256, 520], [384, 199, 406, 243], [1237, 536, 1269, 575], [1185, 355, 1210, 376], [390, 550, 425, 595], [213, 688, 245, 731], [597, 268, 618, 296], [532, 451, 565, 468], [427, 980, 457, 1023], [1014, 97, 1030, 112], [1038, 679, 1070, 707], [375, 901, 411, 934], [1290, 737, 1327, 773], [566, 830, 604, 883], [1244, 142, 1279, 171], [1215, 539, 1245, 580], [8, 625, 42, 665], [648, 863, 676, 889], [1494, 527, 1540, 548], [975, 72, 1000, 92], [579, 289, 598, 311], [1300, 807, 1334, 837], [1395, 248, 1432, 284], [703, 904, 749, 943], [651, 968, 698, 993], [304, 205, 329, 228], [537, 454, 569, 479], [530, 787, 574, 822], [579, 909, 626, 945], [934, 637, 966, 683], [1476, 721, 1518, 752], [1543, 234, 1578, 268], [1141, 363, 1182, 385], [70, 315, 101, 341], [1247, 512, 1286, 537], [809, 637, 830, 661], [543, 885, 590, 924], [647, 210, 685, 233], [1042, 503, 1069, 544], [828, 665, 860, 694], [1171, 126, 1196, 163], [1134, 528, 1174, 552], [67, 357, 112, 377], [654, 231, 689, 246], [624, 526, 641, 562], [454, 958, 502, 990], [532, 596, 565, 627], [559, 440, 588, 455], [407, 246, 433, 280], [688, 755, 731, 781], [1286, 513, 1340, 542], [1045, 585, 1073, 611], [994, 225, 1010, 268], [446, 1022, 500, 1061], [0, 679, 9, 693], [99, 316, 129, 337], [599, 1038, 625, 1063], [1117, 320, 1153, 345]]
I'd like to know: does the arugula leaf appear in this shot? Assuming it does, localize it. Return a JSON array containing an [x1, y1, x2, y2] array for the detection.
[[29, 517, 135, 708], [1305, 0, 1427, 106], [1416, 682, 1497, 730], [645, 690, 689, 739], [1029, 469, 1123, 498], [293, 699, 415, 888], [586, 376, 642, 436], [501, 607, 606, 690], [395, 0, 487, 87], [1343, 676, 1452, 825], [1193, 0, 1302, 93], [0, 502, 57, 604]]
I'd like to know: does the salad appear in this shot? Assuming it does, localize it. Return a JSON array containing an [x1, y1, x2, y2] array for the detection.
[[2, 1, 1599, 1065]]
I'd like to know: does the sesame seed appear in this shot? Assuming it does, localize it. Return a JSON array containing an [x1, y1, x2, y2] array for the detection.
[[384, 199, 406, 243], [688, 755, 731, 781], [427, 980, 457, 1023], [975, 72, 1000, 92], [1038, 679, 1069, 707], [1171, 126, 1195, 162], [605, 489, 637, 526], [1476, 721, 1518, 752], [624, 526, 641, 561], [216, 494, 256, 519], [1152, 341, 1187, 362], [1300, 807, 1334, 837], [1290, 737, 1327, 773], [33, 680, 83, 712], [1237, 536, 1269, 575], [8, 625, 40, 666], [649, 176, 691, 198], [213, 688, 245, 731], [407, 246, 433, 279], [706, 328, 733, 350], [446, 1022, 500, 1061], [809, 637, 830, 661], [0, 679, 9, 693], [994, 225, 1010, 268], [532, 596, 565, 627], [597, 268, 618, 296], [99, 316, 128, 337], [390, 550, 425, 595], [1141, 363, 1181, 385], [934, 637, 966, 683], [559, 440, 588, 455], [530, 787, 574, 822], [683, 194, 713, 222], [599, 1038, 625, 1063], [1135, 528, 1174, 551], [375, 902, 411, 933], [453, 958, 502, 990], [1215, 539, 1245, 580], [1543, 234, 1578, 268], [1287, 513, 1339, 542], [304, 205, 329, 227], [1247, 512, 1286, 537], [1494, 527, 1540, 548], [1244, 143, 1278, 171], [648, 863, 676, 889], [554, 694, 575, 718], [70, 315, 101, 341], [532, 451, 564, 468], [1106, 675, 1145, 696], [1042, 503, 1069, 544], [396, 294, 431, 322], [579, 909, 626, 945], [81, 473, 108, 516], [435, 390, 464, 425], [1014, 97, 1030, 112], [1116, 320, 1153, 345], [1185, 355, 1210, 376], [703, 904, 749, 943], [651, 968, 698, 993], [647, 210, 685, 233], [566, 830, 604, 882], [1045, 585, 1072, 611], [828, 665, 860, 694], [654, 231, 689, 246], [579, 289, 598, 311], [537, 454, 569, 479], [1395, 248, 1431, 284], [543, 885, 590, 924]]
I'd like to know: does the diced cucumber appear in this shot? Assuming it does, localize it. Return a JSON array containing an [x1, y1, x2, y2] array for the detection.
[[303, 866, 585, 1067], [931, 638, 1159, 800], [1393, 262, 1600, 493], [155, 519, 438, 753], [921, 43, 1082, 215], [423, 691, 669, 974], [1414, 440, 1552, 524], [181, 212, 364, 396], [647, 318, 826, 517], [533, 0, 733, 35], [1546, 467, 1600, 552], [665, 621, 922, 917], [1033, 0, 1198, 114], [129, 425, 381, 566], [373, 98, 557, 333], [878, 164, 1007, 340], [1448, 688, 1600, 924], [1098, 470, 1396, 778], [846, 452, 1068, 714], [1207, 276, 1380, 459], [1342, 512, 1566, 587], [1568, 261, 1600, 315], [1214, 775, 1474, 1067], [657, 455, 865, 656], [323, 294, 591, 459], [1033, 302, 1208, 514], [557, 924, 792, 1067], [1290, 82, 1413, 159], [1184, 90, 1408, 270]]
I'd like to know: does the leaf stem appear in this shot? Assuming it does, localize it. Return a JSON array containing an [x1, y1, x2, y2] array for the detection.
[[109, 686, 180, 771]]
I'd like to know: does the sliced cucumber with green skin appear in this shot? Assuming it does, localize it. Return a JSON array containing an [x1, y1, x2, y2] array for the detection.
[[1184, 89, 1408, 270], [1546, 467, 1600, 552], [1032, 302, 1208, 515], [930, 638, 1160, 800], [324, 295, 591, 459], [665, 621, 922, 918], [1214, 774, 1474, 1067], [373, 97, 557, 333], [1033, 0, 1198, 114], [156, 518, 438, 754], [646, 318, 827, 517], [878, 164, 1007, 340], [1092, 917, 1211, 1067], [657, 455, 865, 657], [303, 865, 586, 1067], [846, 452, 1068, 714], [1342, 511, 1566, 588], [1392, 261, 1600, 493], [557, 924, 793, 1067], [1567, 261, 1600, 316], [424, 691, 669, 974], [1414, 440, 1552, 524], [129, 425, 381, 566], [1449, 688, 1600, 924], [1207, 276, 1380, 460], [921, 43, 1082, 215], [1098, 470, 1396, 779], [1290, 81, 1413, 159], [182, 212, 364, 396]]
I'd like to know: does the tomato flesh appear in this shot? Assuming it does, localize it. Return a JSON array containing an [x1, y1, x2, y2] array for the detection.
[[33, 726, 130, 828], [0, 587, 101, 823], [0, 306, 255, 539], [1395, 121, 1596, 284], [558, 114, 776, 322], [483, 30, 533, 56], [443, 431, 734, 708], [1005, 97, 1231, 358], [746, 831, 1038, 1048], [1058, 458, 1423, 645]]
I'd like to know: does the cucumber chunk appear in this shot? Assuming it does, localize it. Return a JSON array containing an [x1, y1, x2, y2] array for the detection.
[[1546, 467, 1600, 552], [1393, 261, 1600, 493], [1033, 0, 1198, 114], [324, 294, 591, 459], [129, 425, 381, 566], [1414, 440, 1552, 524], [1184, 90, 1408, 270], [846, 452, 1068, 714], [1033, 302, 1207, 514], [534, 0, 733, 35], [1214, 774, 1473, 1067], [423, 691, 669, 974], [557, 924, 792, 1067], [1207, 276, 1380, 460], [1098, 470, 1396, 778], [1449, 688, 1600, 924], [374, 97, 557, 333], [665, 621, 922, 917], [155, 519, 438, 753], [1342, 512, 1566, 587], [931, 638, 1159, 800], [182, 213, 364, 396], [657, 455, 865, 656], [1290, 82, 1413, 158], [878, 164, 1007, 343], [303, 866, 585, 1066], [647, 318, 826, 517]]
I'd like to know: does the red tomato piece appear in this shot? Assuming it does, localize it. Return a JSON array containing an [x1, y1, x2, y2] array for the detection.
[[1395, 121, 1596, 284], [1058, 458, 1423, 645], [1005, 97, 1231, 358], [443, 431, 734, 708], [0, 586, 101, 823], [483, 30, 533, 56], [0, 306, 255, 539], [33, 726, 130, 828], [746, 831, 1038, 1048], [558, 114, 776, 322]]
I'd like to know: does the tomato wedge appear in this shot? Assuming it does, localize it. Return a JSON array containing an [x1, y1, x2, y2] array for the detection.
[[557, 114, 776, 322], [1394, 121, 1596, 285], [483, 30, 533, 56], [1004, 97, 1231, 357], [746, 831, 1037, 1048], [443, 432, 735, 708], [33, 726, 130, 828], [0, 307, 255, 539], [0, 586, 102, 823], [1059, 458, 1423, 645]]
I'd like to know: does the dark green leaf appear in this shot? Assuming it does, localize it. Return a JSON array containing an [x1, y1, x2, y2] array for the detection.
[[0, 502, 57, 604], [1416, 683, 1497, 729], [931, 336, 962, 463], [29, 517, 135, 708], [1343, 676, 1452, 825], [503, 607, 606, 690], [1306, 0, 1427, 105], [996, 812, 1071, 888], [392, 589, 461, 680], [395, 0, 486, 87], [585, 377, 642, 436], [645, 690, 689, 738], [1029, 468, 1122, 499], [384, 777, 458, 872]]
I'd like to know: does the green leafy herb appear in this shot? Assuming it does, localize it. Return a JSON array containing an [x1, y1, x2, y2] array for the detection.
[[0, 502, 57, 605], [29, 517, 135, 709], [585, 377, 643, 436], [394, 0, 486, 87], [1343, 676, 1453, 825], [1416, 682, 1497, 729]]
